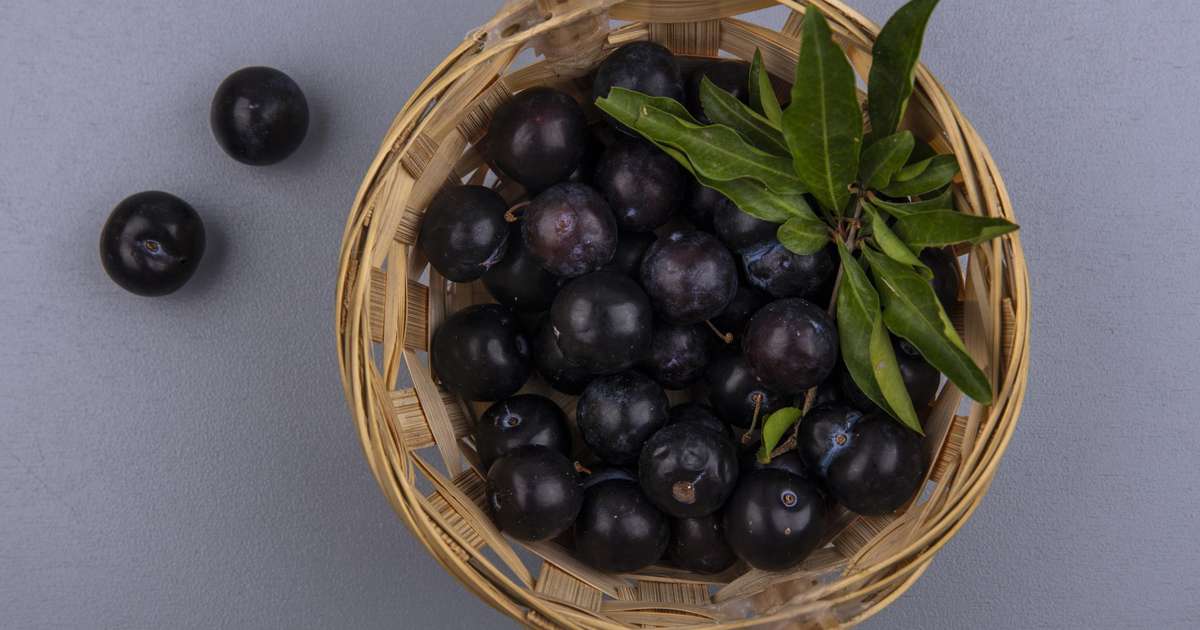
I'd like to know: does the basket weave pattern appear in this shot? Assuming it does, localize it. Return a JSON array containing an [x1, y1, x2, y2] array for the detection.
[[335, 1, 1030, 627]]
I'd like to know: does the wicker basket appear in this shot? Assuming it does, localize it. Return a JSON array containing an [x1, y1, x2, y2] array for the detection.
[[334, 0, 1029, 627]]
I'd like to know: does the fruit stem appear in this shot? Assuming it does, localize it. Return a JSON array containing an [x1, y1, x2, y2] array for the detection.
[[704, 320, 735, 345], [574, 462, 593, 475], [740, 392, 765, 445], [504, 201, 530, 223]]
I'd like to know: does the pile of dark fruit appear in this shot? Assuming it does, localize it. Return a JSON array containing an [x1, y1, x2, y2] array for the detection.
[[423, 0, 1017, 575]]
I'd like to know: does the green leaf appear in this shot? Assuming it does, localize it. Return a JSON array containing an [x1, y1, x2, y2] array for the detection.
[[756, 407, 804, 463], [868, 309, 923, 433], [777, 215, 831, 255], [860, 131, 915, 190], [863, 247, 994, 404], [867, 0, 940, 138], [655, 144, 815, 224], [699, 76, 789, 155], [834, 242, 894, 418], [867, 188, 953, 217], [781, 9, 863, 214], [880, 154, 959, 197], [895, 210, 1019, 248], [595, 85, 698, 124], [749, 49, 783, 127], [863, 203, 930, 277], [893, 155, 933, 182]]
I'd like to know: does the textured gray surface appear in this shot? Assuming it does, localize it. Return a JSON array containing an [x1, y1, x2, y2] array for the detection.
[[2, 1, 1198, 628]]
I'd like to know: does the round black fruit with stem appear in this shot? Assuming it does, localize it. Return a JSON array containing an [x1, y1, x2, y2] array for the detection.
[[711, 285, 768, 344], [686, 60, 751, 123], [419, 185, 510, 282], [476, 394, 571, 470], [577, 371, 668, 465], [485, 86, 588, 193], [594, 139, 687, 232], [741, 242, 836, 299], [640, 230, 738, 325], [532, 317, 592, 395], [723, 469, 827, 571], [797, 405, 926, 515], [100, 191, 206, 297], [523, 183, 617, 277], [210, 66, 308, 165], [920, 246, 960, 312], [704, 352, 785, 431], [668, 513, 737, 574], [743, 298, 838, 395], [550, 271, 653, 374], [686, 182, 732, 232], [638, 422, 739, 518], [483, 223, 563, 312], [840, 338, 941, 412], [486, 445, 582, 542], [574, 478, 669, 572], [593, 41, 684, 134], [642, 322, 712, 390], [431, 304, 530, 401], [712, 202, 777, 252], [668, 403, 729, 438], [602, 231, 656, 277]]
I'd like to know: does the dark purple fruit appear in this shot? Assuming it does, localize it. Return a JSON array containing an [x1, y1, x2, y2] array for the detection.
[[210, 66, 308, 165], [741, 242, 835, 299], [431, 304, 530, 401], [593, 42, 684, 134], [668, 403, 728, 438], [580, 466, 637, 489], [476, 394, 571, 470], [486, 445, 582, 542], [532, 318, 592, 395], [668, 513, 737, 574], [712, 202, 777, 252], [485, 86, 588, 193], [550, 271, 653, 374], [639, 230, 738, 325], [921, 246, 960, 312], [568, 125, 607, 185], [740, 449, 808, 479], [418, 185, 509, 282], [602, 230, 657, 277], [686, 60, 751, 123], [797, 405, 926, 515], [711, 285, 768, 343], [483, 223, 563, 312], [723, 469, 826, 571], [638, 422, 739, 518], [686, 182, 732, 232], [595, 139, 686, 232], [704, 353, 785, 429], [642, 322, 712, 390], [574, 478, 669, 572], [743, 299, 838, 395], [523, 183, 617, 277], [577, 371, 668, 465], [100, 191, 206, 296], [840, 338, 941, 412]]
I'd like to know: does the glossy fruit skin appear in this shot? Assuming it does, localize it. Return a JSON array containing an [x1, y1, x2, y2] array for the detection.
[[741, 242, 836, 299], [712, 202, 777, 252], [486, 446, 582, 542], [723, 469, 827, 571], [686, 182, 731, 232], [594, 139, 687, 232], [840, 338, 941, 412], [668, 403, 729, 438], [574, 478, 669, 572], [920, 246, 960, 312], [642, 322, 712, 390], [485, 86, 588, 193], [483, 223, 563, 312], [797, 405, 926, 515], [580, 466, 637, 490], [743, 298, 838, 395], [477, 394, 571, 470], [431, 304, 531, 401], [602, 231, 656, 277], [639, 422, 739, 518], [740, 449, 809, 479], [523, 183, 617, 277], [639, 230, 738, 325], [532, 318, 593, 395], [577, 371, 669, 465], [419, 185, 510, 282], [711, 285, 768, 344], [550, 271, 653, 374], [668, 513, 737, 574], [704, 353, 785, 429], [593, 42, 684, 134], [210, 66, 308, 165], [686, 60, 751, 123], [100, 191, 206, 296]]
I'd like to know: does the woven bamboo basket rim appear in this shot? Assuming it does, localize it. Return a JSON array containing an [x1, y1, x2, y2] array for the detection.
[[334, 0, 1030, 627]]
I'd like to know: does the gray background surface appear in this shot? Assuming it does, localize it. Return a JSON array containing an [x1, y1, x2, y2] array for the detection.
[[2, 1, 1198, 628]]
